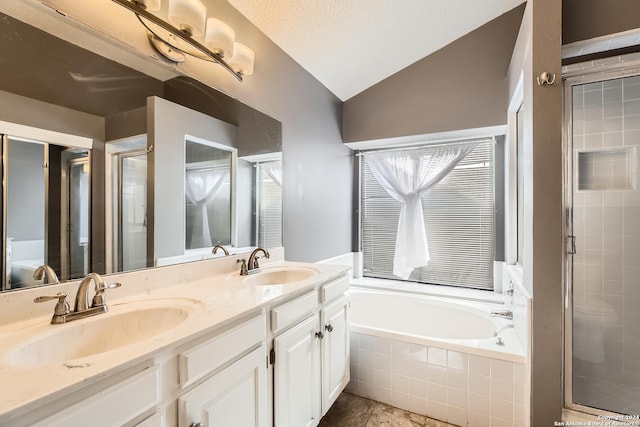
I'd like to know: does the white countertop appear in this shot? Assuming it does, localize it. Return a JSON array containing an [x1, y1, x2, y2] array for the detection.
[[0, 257, 349, 423]]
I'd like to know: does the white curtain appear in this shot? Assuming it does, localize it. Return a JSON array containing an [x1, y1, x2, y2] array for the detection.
[[262, 162, 282, 188], [185, 168, 229, 248], [366, 143, 475, 279]]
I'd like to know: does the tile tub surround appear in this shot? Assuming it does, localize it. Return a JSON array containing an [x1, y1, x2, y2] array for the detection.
[[347, 332, 527, 427]]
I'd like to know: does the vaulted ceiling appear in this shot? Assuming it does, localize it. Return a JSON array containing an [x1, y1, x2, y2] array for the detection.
[[228, 0, 527, 100]]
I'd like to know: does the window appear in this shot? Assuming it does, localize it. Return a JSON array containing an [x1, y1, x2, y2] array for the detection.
[[185, 141, 232, 250], [256, 160, 282, 248], [360, 139, 495, 290]]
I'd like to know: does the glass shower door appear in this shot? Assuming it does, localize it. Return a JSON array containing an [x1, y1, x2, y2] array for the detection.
[[568, 74, 640, 415], [118, 151, 147, 272], [68, 158, 90, 279]]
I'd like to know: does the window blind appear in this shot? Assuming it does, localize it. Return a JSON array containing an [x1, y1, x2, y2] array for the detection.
[[361, 140, 495, 290], [257, 161, 283, 248]]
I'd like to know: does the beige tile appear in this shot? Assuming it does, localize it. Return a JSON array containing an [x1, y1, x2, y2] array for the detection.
[[424, 417, 460, 427], [321, 392, 375, 427], [365, 402, 426, 427]]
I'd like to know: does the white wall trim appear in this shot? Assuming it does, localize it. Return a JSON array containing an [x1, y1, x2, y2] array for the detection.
[[345, 125, 506, 151], [315, 252, 361, 278], [0, 120, 93, 148], [562, 27, 640, 59]]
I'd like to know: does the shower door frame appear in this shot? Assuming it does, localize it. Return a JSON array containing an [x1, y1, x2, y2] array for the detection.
[[563, 62, 640, 417], [115, 149, 148, 272]]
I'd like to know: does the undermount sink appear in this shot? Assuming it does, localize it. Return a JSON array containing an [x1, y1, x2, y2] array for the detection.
[[4, 299, 198, 366], [243, 267, 319, 287]]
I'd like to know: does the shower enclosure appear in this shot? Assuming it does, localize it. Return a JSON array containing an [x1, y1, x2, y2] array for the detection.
[[565, 68, 640, 416], [112, 149, 148, 272]]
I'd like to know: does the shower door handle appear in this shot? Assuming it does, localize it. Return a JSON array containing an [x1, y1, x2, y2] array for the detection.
[[567, 235, 576, 255]]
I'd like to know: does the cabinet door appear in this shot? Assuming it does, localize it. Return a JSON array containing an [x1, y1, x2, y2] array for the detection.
[[179, 346, 268, 427], [321, 295, 350, 415], [274, 314, 321, 427]]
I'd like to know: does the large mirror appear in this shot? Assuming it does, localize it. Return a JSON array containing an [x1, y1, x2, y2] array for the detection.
[[0, 9, 282, 291]]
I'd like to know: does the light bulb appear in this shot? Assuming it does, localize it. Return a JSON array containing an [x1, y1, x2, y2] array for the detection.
[[228, 43, 254, 76], [168, 0, 206, 37], [205, 18, 235, 58]]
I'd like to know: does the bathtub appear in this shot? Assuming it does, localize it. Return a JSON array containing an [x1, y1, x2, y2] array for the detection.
[[347, 286, 528, 427], [350, 288, 524, 361]]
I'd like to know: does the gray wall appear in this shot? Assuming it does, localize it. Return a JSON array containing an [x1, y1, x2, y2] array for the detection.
[[342, 5, 525, 143], [148, 96, 238, 260], [105, 106, 147, 142], [563, 0, 640, 44], [507, 0, 563, 425]]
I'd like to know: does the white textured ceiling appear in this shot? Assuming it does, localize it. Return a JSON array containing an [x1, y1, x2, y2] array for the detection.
[[228, 0, 525, 101]]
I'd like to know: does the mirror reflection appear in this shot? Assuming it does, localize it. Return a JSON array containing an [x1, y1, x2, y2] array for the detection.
[[0, 10, 282, 290], [185, 141, 233, 250], [2, 135, 90, 290]]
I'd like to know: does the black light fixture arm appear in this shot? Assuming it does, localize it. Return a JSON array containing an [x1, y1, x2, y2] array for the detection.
[[110, 0, 243, 81]]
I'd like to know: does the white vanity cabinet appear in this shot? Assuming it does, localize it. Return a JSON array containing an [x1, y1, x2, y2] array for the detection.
[[272, 275, 350, 427], [179, 346, 268, 427], [320, 294, 350, 414], [31, 366, 161, 427], [177, 314, 268, 427], [0, 267, 350, 427]]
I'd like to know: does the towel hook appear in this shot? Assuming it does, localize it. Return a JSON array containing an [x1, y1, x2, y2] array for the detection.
[[536, 71, 556, 86]]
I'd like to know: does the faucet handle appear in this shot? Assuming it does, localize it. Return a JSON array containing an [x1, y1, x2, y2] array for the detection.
[[92, 282, 122, 308], [237, 258, 248, 276], [34, 292, 70, 323]]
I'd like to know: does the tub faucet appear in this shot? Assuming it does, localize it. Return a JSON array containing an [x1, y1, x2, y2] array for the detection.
[[494, 324, 514, 337], [33, 264, 60, 284], [212, 244, 229, 256], [491, 310, 513, 320]]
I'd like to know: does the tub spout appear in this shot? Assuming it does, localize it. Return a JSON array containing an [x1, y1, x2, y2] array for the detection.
[[491, 310, 513, 320]]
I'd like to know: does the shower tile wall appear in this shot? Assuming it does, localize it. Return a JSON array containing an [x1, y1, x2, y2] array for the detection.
[[572, 75, 640, 414]]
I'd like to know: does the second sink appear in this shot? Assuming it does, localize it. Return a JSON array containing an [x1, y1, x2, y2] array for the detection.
[[243, 266, 319, 287]]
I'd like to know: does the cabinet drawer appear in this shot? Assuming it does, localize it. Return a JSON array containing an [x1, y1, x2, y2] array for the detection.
[[179, 313, 266, 387], [33, 366, 159, 427], [320, 276, 349, 304], [271, 290, 318, 334]]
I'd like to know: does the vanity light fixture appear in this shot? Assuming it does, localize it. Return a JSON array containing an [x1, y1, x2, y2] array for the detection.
[[111, 0, 254, 81]]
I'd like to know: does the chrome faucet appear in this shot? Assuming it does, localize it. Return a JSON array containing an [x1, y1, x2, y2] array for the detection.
[[33, 264, 60, 284], [34, 272, 122, 324], [491, 310, 513, 320], [238, 247, 270, 276], [248, 247, 270, 271], [212, 244, 230, 256]]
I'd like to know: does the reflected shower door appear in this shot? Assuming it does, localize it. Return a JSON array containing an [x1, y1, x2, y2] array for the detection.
[[68, 158, 90, 279], [4, 137, 45, 289], [118, 152, 147, 271], [568, 74, 640, 415]]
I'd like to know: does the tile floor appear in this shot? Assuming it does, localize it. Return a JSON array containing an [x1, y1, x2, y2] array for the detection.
[[320, 392, 460, 427]]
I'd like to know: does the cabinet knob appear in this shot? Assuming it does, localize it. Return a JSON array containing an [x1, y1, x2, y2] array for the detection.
[[324, 324, 334, 333], [315, 331, 324, 340], [189, 423, 204, 427]]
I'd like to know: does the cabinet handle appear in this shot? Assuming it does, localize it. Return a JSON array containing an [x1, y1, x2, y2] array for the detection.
[[315, 331, 324, 340], [324, 324, 333, 333], [189, 423, 204, 427]]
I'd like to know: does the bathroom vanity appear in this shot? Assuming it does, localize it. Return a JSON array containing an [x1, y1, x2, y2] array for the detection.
[[0, 253, 350, 427]]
